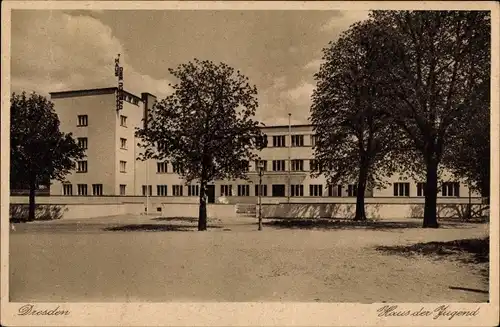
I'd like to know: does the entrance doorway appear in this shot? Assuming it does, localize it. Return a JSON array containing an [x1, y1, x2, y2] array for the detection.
[[207, 185, 215, 203]]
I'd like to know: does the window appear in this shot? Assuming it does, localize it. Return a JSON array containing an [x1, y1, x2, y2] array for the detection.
[[291, 184, 304, 197], [347, 184, 357, 197], [63, 184, 73, 196], [157, 162, 168, 173], [309, 184, 323, 197], [77, 184, 87, 195], [157, 185, 168, 196], [188, 185, 199, 196], [417, 182, 426, 197], [311, 135, 318, 147], [442, 182, 460, 197], [237, 185, 250, 196], [220, 185, 233, 197], [309, 159, 321, 172], [172, 163, 184, 174], [119, 184, 126, 195], [291, 159, 304, 171], [328, 185, 342, 197], [120, 138, 127, 149], [291, 135, 304, 147], [393, 182, 410, 197], [77, 137, 88, 149], [119, 161, 127, 173], [255, 184, 268, 196], [272, 184, 285, 197], [77, 115, 88, 126], [255, 160, 268, 171], [77, 160, 88, 173], [272, 160, 286, 171], [172, 185, 183, 196], [272, 135, 286, 147], [142, 185, 152, 196], [120, 115, 127, 127], [92, 184, 103, 196]]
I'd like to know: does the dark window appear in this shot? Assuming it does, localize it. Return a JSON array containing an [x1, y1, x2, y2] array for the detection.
[[188, 185, 199, 196], [291, 135, 304, 147], [255, 184, 268, 196], [172, 185, 183, 196], [237, 185, 250, 196], [77, 115, 88, 126], [77, 137, 88, 149], [272, 184, 286, 197], [291, 160, 304, 171], [157, 162, 168, 173], [220, 185, 233, 196], [119, 184, 126, 195], [157, 185, 168, 196], [77, 184, 88, 195], [92, 184, 103, 196], [442, 182, 460, 197], [393, 182, 410, 197], [142, 185, 152, 196], [309, 184, 323, 197], [328, 185, 342, 197], [63, 184, 73, 196], [347, 184, 357, 197], [272, 135, 286, 147], [272, 160, 286, 171], [291, 184, 304, 197], [417, 182, 426, 197]]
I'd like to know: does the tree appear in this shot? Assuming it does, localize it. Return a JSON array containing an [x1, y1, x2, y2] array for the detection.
[[444, 99, 490, 199], [310, 21, 400, 221], [10, 92, 85, 221], [136, 59, 266, 231], [368, 11, 490, 227]]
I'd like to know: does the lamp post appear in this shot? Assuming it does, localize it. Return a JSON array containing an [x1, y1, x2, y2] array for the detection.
[[257, 160, 264, 231]]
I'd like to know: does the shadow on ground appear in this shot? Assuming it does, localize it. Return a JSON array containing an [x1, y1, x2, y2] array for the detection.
[[375, 237, 490, 295], [374, 237, 489, 264], [151, 217, 222, 224], [103, 224, 223, 232], [263, 218, 474, 231]]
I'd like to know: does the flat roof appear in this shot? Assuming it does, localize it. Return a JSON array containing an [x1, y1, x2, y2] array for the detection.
[[50, 87, 144, 101]]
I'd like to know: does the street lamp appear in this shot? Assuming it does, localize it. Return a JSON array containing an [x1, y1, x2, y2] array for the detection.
[[257, 160, 265, 231]]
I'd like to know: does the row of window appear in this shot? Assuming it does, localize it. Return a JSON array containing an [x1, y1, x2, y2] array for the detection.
[[76, 137, 128, 150], [395, 182, 460, 197], [77, 160, 129, 173], [63, 183, 102, 196], [62, 182, 461, 197], [77, 115, 128, 127], [271, 135, 318, 147]]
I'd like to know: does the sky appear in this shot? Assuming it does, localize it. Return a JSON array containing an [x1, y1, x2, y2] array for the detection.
[[11, 9, 369, 125]]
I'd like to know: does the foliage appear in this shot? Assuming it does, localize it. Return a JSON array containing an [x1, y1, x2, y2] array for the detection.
[[136, 59, 266, 230], [310, 20, 401, 220], [11, 92, 85, 221], [367, 10, 490, 227], [443, 101, 490, 198]]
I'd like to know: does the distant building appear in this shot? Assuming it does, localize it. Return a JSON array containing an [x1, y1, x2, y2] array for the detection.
[[49, 87, 480, 205]]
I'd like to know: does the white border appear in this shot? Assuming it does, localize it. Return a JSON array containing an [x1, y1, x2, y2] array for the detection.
[[1, 1, 499, 326]]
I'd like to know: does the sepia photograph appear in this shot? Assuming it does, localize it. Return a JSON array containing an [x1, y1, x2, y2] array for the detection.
[[1, 1, 499, 326]]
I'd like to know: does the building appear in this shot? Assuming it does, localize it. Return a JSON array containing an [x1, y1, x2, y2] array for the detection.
[[49, 87, 480, 212]]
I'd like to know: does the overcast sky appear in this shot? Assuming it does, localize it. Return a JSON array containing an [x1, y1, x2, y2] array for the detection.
[[11, 10, 369, 125]]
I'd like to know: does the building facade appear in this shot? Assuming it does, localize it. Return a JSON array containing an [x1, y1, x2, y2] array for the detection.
[[49, 87, 480, 205]]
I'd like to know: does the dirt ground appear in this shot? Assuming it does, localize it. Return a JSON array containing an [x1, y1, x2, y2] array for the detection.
[[9, 216, 490, 302]]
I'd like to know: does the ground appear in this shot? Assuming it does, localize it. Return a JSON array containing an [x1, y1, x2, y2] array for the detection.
[[9, 215, 489, 303]]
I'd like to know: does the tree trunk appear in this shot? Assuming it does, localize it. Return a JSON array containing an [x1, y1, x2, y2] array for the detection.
[[28, 180, 36, 222], [423, 159, 439, 228], [198, 180, 207, 231], [354, 165, 368, 221]]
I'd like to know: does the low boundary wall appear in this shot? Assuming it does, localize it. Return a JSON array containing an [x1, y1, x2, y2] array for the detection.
[[9, 196, 485, 221]]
